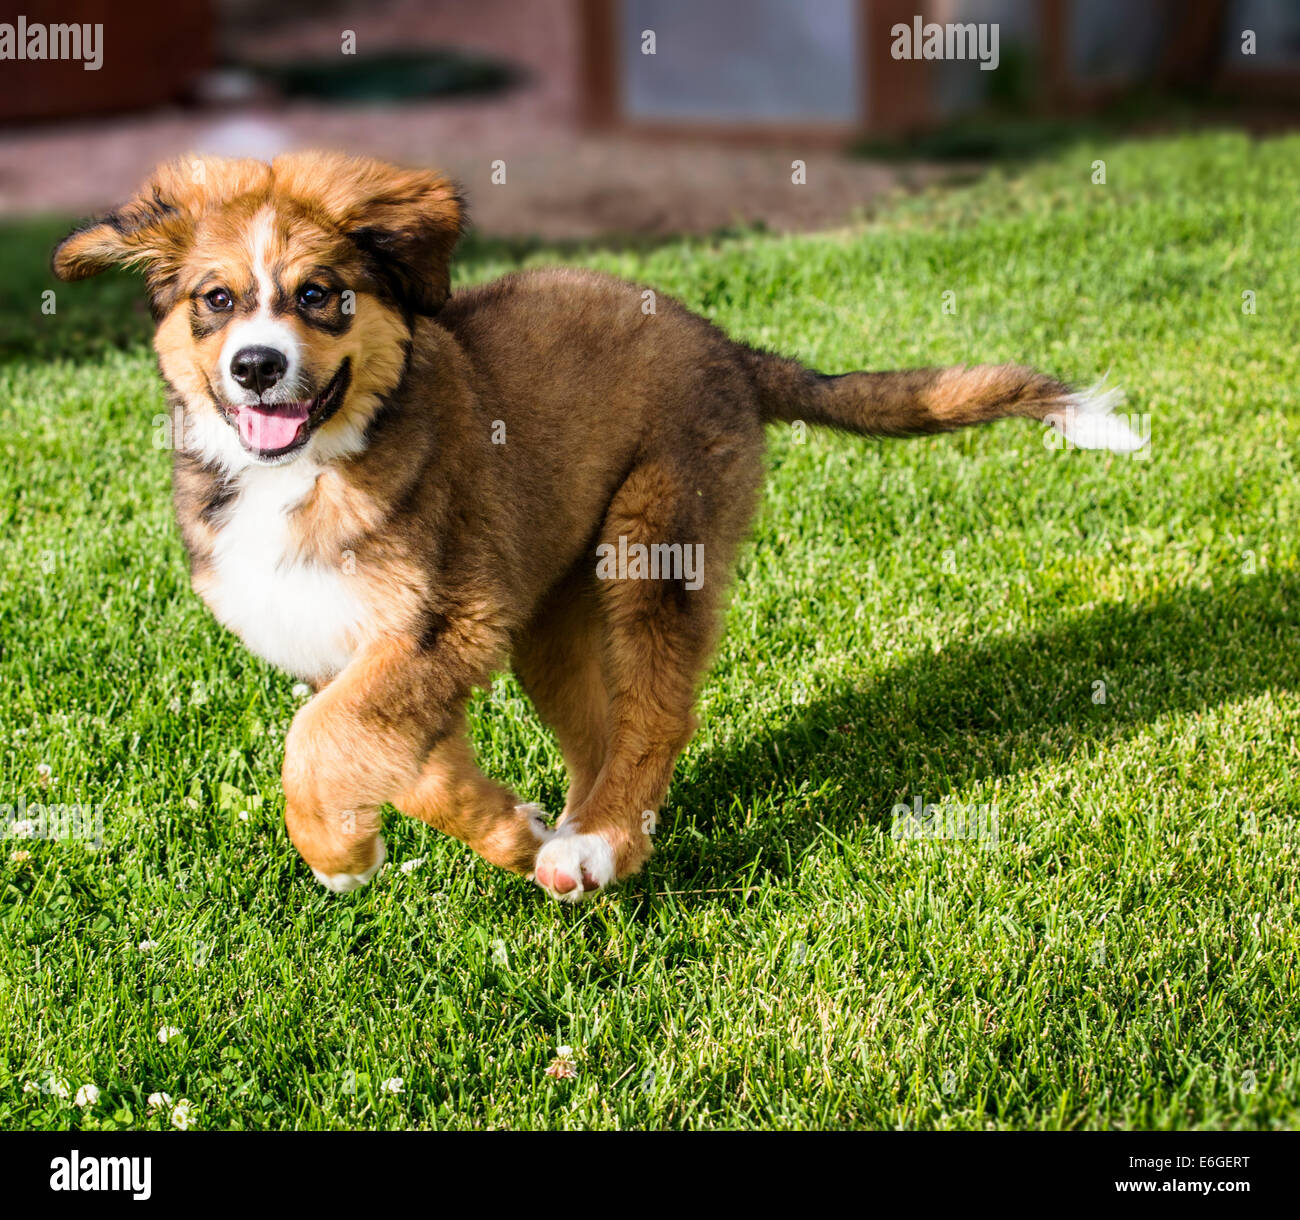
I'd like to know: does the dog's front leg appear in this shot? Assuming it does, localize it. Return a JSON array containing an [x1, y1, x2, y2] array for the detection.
[[281, 628, 503, 892], [391, 715, 553, 876]]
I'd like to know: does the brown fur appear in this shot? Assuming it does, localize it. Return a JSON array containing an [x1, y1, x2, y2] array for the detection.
[[52, 151, 1099, 900]]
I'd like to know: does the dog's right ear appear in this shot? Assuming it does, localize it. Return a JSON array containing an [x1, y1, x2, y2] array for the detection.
[[51, 157, 269, 311], [51, 180, 200, 312]]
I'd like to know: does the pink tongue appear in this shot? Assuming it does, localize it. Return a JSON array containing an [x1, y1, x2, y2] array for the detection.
[[237, 403, 310, 451]]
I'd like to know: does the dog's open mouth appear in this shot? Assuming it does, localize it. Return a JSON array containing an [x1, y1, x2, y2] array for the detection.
[[228, 359, 351, 459]]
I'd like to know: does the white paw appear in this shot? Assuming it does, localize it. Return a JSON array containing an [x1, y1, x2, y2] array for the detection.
[[311, 834, 387, 893], [533, 827, 615, 903]]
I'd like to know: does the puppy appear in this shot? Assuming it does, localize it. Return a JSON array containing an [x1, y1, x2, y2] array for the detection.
[[51, 153, 1141, 901]]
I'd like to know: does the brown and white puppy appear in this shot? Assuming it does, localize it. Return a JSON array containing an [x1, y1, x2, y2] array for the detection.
[[51, 152, 1142, 901]]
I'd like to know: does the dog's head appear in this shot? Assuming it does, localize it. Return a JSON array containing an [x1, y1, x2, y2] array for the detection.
[[52, 152, 463, 469]]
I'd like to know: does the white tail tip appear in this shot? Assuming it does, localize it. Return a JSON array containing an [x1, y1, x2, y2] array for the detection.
[[1044, 381, 1146, 452]]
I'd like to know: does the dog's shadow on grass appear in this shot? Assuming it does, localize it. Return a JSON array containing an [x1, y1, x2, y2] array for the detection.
[[643, 572, 1300, 900]]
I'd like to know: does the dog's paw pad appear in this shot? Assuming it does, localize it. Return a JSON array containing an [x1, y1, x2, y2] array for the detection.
[[533, 830, 615, 903], [311, 835, 386, 893]]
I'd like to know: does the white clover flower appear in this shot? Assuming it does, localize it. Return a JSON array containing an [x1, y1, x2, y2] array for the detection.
[[11, 819, 36, 839], [74, 1083, 100, 1107], [157, 1026, 182, 1044], [171, 1098, 194, 1129], [399, 857, 426, 874], [138, 939, 159, 952], [291, 683, 312, 698], [146, 1091, 173, 1114], [545, 1044, 578, 1080], [48, 1076, 71, 1099], [22, 1080, 37, 1094], [379, 1077, 404, 1094], [36, 763, 52, 787]]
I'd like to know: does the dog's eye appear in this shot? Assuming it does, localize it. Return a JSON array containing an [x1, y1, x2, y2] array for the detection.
[[203, 288, 233, 311], [298, 283, 330, 308]]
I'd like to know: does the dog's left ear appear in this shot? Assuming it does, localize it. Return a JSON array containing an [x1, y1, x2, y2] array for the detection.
[[276, 153, 465, 315]]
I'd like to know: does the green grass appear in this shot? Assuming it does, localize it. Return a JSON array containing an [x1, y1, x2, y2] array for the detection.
[[1, 130, 1297, 1130]]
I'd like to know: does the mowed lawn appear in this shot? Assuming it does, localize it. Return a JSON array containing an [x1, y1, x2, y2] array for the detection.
[[1, 131, 1297, 1130]]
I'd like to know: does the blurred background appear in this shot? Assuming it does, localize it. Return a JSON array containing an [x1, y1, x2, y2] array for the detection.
[[0, 0, 1297, 239]]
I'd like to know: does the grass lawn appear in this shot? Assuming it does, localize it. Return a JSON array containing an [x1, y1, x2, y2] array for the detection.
[[1, 130, 1297, 1130]]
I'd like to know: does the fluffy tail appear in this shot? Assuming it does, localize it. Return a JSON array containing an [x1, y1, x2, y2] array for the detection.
[[747, 351, 1143, 452]]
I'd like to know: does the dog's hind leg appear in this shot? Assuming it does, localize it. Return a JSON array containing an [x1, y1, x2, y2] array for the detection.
[[512, 568, 612, 817], [532, 456, 758, 902]]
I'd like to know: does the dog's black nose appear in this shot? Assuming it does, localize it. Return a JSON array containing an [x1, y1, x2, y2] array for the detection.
[[230, 346, 287, 393]]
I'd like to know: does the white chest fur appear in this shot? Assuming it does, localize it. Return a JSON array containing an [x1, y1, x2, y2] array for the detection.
[[203, 464, 365, 682]]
